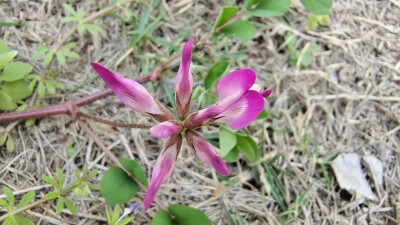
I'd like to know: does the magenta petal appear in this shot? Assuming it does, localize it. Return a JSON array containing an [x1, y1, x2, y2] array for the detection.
[[91, 62, 163, 115], [144, 135, 182, 210], [217, 90, 264, 130], [261, 89, 273, 98], [186, 131, 228, 175], [217, 69, 256, 106], [150, 121, 182, 138], [185, 105, 225, 128], [175, 39, 193, 106]]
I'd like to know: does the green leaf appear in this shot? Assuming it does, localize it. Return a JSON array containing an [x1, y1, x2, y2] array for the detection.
[[67, 148, 76, 158], [15, 216, 35, 225], [236, 135, 258, 162], [16, 104, 28, 111], [112, 205, 120, 223], [119, 157, 148, 187], [29, 80, 38, 91], [2, 80, 33, 100], [3, 187, 14, 209], [77, 23, 85, 33], [55, 52, 66, 65], [38, 81, 46, 97], [6, 136, 15, 152], [59, 42, 77, 50], [45, 80, 56, 95], [284, 32, 298, 51], [4, 217, 17, 225], [56, 198, 64, 214], [0, 135, 6, 146], [0, 50, 18, 70], [61, 51, 80, 59], [43, 51, 54, 66], [0, 40, 10, 54], [42, 176, 58, 188], [151, 209, 174, 225], [61, 16, 80, 23], [213, 7, 238, 30], [305, 15, 329, 30], [219, 126, 237, 158], [192, 86, 206, 100], [116, 217, 135, 225], [168, 204, 213, 225], [47, 80, 64, 90], [101, 166, 139, 205], [0, 90, 17, 111], [72, 184, 90, 197], [219, 20, 256, 41], [0, 198, 9, 210], [289, 50, 312, 68], [62, 197, 77, 215], [199, 92, 218, 108], [204, 61, 229, 89], [56, 168, 64, 189], [300, 0, 332, 15], [256, 109, 269, 120], [43, 192, 59, 200], [25, 118, 36, 126], [17, 191, 35, 208], [79, 23, 105, 36], [245, 0, 291, 17], [1, 62, 32, 81], [31, 46, 49, 60], [223, 146, 240, 162], [63, 3, 78, 16]]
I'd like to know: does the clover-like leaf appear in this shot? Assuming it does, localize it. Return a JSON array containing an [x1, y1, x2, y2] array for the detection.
[[119, 157, 148, 187], [213, 7, 238, 30], [168, 204, 213, 225], [246, 0, 291, 17], [219, 20, 256, 41], [101, 166, 139, 205]]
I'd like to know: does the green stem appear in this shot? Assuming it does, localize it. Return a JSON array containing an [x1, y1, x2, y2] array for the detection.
[[0, 176, 93, 222], [0, 199, 48, 222]]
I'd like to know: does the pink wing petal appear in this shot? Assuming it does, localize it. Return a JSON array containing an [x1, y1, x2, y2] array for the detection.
[[150, 121, 183, 138], [217, 69, 256, 106], [184, 105, 225, 129], [185, 130, 228, 176], [91, 62, 163, 115], [217, 90, 264, 130], [144, 135, 182, 210], [175, 39, 193, 107]]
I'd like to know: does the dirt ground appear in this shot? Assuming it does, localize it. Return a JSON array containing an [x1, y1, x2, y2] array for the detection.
[[1, 0, 399, 224]]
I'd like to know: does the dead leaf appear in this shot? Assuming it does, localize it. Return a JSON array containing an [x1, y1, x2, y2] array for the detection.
[[331, 153, 377, 202], [363, 155, 384, 195]]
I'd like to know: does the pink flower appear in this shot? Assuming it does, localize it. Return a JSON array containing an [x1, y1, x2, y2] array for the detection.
[[185, 69, 273, 130], [90, 38, 272, 210]]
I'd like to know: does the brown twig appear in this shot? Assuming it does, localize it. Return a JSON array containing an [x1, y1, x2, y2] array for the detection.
[[76, 118, 122, 167], [77, 112, 153, 129]]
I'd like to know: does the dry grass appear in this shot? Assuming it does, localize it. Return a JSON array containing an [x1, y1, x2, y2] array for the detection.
[[1, 0, 399, 224]]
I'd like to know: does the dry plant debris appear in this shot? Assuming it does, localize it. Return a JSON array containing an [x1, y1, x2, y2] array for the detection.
[[0, 0, 400, 224]]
